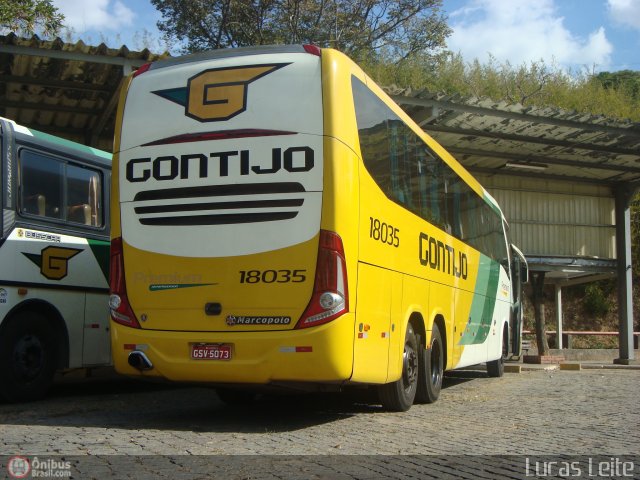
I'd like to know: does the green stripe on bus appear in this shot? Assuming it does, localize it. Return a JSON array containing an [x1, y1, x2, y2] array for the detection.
[[87, 239, 110, 283], [29, 129, 112, 161], [459, 255, 500, 345], [483, 191, 502, 217]]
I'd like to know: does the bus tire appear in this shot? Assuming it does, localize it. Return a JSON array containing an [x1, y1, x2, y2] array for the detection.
[[487, 325, 507, 378], [378, 323, 418, 412], [416, 323, 443, 404], [0, 311, 58, 402]]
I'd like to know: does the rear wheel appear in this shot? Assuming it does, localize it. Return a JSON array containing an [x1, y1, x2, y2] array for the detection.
[[487, 326, 508, 378], [0, 311, 58, 402], [379, 323, 418, 412], [416, 323, 443, 404]]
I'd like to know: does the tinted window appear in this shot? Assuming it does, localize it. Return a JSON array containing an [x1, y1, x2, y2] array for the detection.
[[20, 149, 104, 227], [352, 76, 507, 263]]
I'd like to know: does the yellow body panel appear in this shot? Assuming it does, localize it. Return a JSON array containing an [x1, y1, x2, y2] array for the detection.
[[352, 263, 392, 383], [120, 236, 317, 332], [111, 313, 355, 383]]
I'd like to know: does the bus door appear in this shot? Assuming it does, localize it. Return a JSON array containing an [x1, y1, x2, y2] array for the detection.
[[510, 244, 528, 357]]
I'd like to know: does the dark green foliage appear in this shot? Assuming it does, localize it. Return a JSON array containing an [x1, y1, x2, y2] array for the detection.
[[0, 0, 63, 36], [595, 70, 640, 100], [151, 0, 450, 62], [583, 283, 611, 318]]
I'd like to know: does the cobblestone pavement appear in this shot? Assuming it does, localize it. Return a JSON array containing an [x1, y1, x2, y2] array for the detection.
[[1, 368, 638, 478]]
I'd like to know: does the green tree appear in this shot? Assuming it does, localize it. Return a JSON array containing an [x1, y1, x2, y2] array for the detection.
[[0, 0, 63, 36], [362, 53, 640, 122], [151, 0, 450, 61], [594, 70, 640, 100]]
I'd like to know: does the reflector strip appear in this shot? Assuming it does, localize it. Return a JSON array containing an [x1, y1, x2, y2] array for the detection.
[[279, 346, 313, 353]]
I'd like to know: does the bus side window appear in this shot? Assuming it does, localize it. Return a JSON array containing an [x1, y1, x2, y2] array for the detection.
[[66, 165, 102, 226], [448, 177, 463, 238], [20, 149, 63, 220], [19, 149, 103, 227], [23, 193, 46, 216]]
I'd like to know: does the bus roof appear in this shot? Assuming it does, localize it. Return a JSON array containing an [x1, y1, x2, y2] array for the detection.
[[1, 116, 112, 166], [145, 44, 317, 72]]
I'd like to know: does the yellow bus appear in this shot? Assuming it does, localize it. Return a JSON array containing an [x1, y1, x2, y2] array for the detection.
[[110, 45, 527, 411]]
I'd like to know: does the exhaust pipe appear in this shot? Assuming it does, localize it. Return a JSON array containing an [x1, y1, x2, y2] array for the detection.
[[128, 351, 153, 371]]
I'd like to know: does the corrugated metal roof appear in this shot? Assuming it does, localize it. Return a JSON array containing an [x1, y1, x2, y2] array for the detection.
[[0, 34, 167, 152], [387, 86, 640, 186]]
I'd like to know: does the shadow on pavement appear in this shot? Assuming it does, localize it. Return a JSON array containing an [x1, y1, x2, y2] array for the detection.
[[0, 368, 488, 433]]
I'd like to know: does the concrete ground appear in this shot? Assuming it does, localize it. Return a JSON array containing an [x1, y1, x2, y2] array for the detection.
[[1, 363, 638, 479]]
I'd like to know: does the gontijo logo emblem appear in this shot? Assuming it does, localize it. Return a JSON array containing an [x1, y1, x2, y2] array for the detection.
[[152, 63, 289, 122], [23, 246, 83, 280]]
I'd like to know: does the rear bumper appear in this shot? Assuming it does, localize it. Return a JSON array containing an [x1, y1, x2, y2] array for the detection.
[[110, 313, 355, 384]]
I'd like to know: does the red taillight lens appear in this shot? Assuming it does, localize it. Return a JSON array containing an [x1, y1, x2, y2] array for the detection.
[[296, 230, 348, 329], [109, 237, 140, 328], [303, 44, 321, 56], [132, 62, 151, 77]]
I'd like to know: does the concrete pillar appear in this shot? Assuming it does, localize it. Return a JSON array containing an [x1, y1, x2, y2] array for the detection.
[[614, 185, 637, 364], [555, 284, 563, 349]]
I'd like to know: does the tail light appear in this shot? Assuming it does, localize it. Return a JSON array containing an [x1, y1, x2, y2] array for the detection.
[[133, 62, 151, 77], [109, 237, 140, 328], [296, 230, 348, 329], [303, 44, 322, 56]]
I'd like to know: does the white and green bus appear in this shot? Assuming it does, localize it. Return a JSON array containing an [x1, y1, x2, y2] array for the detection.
[[0, 117, 111, 402]]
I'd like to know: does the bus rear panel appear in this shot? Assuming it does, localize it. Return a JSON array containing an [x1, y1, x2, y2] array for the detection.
[[111, 46, 356, 384]]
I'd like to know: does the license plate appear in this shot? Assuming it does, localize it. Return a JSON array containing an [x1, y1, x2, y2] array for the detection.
[[191, 343, 232, 360]]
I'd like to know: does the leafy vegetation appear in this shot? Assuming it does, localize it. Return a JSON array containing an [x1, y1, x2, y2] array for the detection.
[[595, 70, 640, 100], [151, 0, 450, 63], [0, 0, 63, 36], [361, 52, 640, 122]]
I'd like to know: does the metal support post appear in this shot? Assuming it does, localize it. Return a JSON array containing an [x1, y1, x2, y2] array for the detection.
[[555, 284, 563, 349], [614, 184, 637, 364]]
